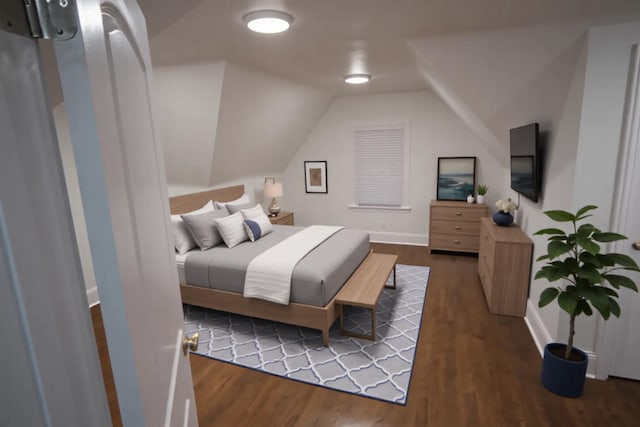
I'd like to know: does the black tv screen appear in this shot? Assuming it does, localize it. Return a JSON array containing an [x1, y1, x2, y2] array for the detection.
[[510, 123, 539, 202]]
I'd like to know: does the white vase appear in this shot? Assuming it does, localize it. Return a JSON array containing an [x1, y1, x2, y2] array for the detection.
[[477, 195, 485, 204], [467, 195, 475, 203]]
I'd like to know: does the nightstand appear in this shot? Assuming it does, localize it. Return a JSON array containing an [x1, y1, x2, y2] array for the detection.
[[269, 211, 294, 225]]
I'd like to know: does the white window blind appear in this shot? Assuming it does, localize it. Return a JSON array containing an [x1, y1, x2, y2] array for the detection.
[[353, 124, 407, 207]]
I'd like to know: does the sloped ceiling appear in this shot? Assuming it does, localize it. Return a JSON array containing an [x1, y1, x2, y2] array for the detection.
[[407, 19, 621, 155], [210, 62, 331, 184]]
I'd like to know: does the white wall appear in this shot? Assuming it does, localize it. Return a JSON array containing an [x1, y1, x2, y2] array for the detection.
[[282, 91, 505, 244], [53, 105, 98, 305], [154, 61, 225, 187]]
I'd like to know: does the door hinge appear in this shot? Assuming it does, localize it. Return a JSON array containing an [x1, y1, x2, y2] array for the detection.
[[0, 0, 77, 40]]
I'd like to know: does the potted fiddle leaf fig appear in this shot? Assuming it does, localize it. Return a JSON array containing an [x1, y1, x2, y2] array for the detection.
[[535, 205, 639, 397]]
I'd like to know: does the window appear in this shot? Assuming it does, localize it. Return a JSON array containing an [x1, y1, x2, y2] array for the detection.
[[352, 123, 409, 209]]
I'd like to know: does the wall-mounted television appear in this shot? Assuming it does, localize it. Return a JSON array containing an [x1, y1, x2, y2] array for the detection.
[[510, 123, 540, 202]]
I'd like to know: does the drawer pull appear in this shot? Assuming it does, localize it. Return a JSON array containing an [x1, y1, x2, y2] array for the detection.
[[454, 240, 460, 244], [455, 212, 462, 216], [454, 226, 462, 230]]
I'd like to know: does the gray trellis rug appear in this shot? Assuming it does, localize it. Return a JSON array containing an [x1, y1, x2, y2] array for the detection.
[[183, 264, 430, 405]]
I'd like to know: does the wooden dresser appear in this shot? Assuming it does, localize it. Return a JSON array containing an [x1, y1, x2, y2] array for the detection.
[[478, 217, 533, 317], [429, 201, 488, 253]]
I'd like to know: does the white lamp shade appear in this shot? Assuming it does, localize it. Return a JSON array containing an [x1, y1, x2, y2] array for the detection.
[[264, 182, 283, 198]]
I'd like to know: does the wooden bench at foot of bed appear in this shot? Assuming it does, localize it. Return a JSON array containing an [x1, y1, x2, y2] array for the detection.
[[335, 253, 398, 341]]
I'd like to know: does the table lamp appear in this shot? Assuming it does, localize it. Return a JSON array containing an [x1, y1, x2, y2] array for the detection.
[[264, 178, 283, 216]]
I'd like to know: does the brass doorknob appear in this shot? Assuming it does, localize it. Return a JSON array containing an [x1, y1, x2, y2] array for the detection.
[[182, 332, 199, 356], [632, 240, 640, 251]]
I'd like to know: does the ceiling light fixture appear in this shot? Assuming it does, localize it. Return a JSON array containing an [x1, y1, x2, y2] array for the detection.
[[343, 74, 371, 85], [243, 10, 293, 34]]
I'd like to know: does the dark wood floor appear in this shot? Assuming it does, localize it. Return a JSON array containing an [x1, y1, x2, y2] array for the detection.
[[92, 243, 640, 426]]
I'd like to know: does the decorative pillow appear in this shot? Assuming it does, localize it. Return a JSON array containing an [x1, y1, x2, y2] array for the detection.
[[213, 212, 249, 248], [226, 201, 255, 215], [171, 200, 214, 254], [214, 193, 251, 210], [241, 204, 273, 242], [180, 208, 229, 250]]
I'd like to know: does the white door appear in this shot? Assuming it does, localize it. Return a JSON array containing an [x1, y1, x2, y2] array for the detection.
[[608, 44, 640, 380], [1, 0, 198, 425], [0, 29, 111, 426]]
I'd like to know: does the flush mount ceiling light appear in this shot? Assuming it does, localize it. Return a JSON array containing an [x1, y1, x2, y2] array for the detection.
[[243, 10, 293, 34], [343, 74, 371, 85]]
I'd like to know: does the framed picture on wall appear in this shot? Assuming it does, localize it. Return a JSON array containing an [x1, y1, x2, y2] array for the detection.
[[437, 157, 476, 201], [304, 161, 327, 193]]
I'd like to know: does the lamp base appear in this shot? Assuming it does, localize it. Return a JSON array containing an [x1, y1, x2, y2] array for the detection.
[[268, 198, 281, 216]]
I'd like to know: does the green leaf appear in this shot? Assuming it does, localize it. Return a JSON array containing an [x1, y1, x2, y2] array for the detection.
[[606, 253, 640, 270], [548, 235, 568, 242], [592, 232, 627, 243], [577, 264, 602, 284], [580, 252, 603, 268], [601, 287, 619, 298], [577, 237, 600, 255], [544, 210, 575, 222], [609, 298, 621, 318], [547, 241, 573, 259], [538, 287, 559, 307], [582, 287, 609, 317], [577, 224, 597, 238], [534, 228, 567, 236], [580, 300, 593, 316], [604, 274, 639, 292], [596, 254, 616, 267], [536, 254, 551, 262], [535, 264, 568, 282], [575, 205, 598, 219], [557, 292, 579, 315]]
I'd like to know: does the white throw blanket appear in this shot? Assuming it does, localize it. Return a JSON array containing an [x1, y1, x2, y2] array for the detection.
[[243, 225, 344, 305]]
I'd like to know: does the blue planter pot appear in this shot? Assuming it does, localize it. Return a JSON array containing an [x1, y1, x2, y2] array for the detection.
[[540, 343, 588, 398], [492, 211, 514, 226]]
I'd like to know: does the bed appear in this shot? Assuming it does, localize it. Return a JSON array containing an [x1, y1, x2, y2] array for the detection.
[[170, 185, 370, 345]]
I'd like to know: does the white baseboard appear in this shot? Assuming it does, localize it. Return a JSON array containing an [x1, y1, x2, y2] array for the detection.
[[524, 299, 597, 378], [368, 231, 428, 246], [524, 299, 552, 358], [86, 286, 100, 307]]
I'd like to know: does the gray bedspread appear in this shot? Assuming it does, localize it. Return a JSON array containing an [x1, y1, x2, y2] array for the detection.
[[184, 225, 370, 306]]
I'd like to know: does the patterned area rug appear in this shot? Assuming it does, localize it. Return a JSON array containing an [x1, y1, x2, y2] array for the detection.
[[183, 264, 430, 405]]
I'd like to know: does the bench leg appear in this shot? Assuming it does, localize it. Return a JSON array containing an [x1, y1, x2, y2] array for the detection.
[[322, 328, 330, 347], [338, 304, 376, 341], [384, 264, 397, 289]]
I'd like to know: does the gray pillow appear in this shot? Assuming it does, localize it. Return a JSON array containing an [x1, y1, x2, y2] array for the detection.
[[226, 201, 255, 214], [181, 207, 229, 250]]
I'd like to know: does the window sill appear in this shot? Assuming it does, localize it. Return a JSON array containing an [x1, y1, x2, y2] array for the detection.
[[348, 204, 411, 212]]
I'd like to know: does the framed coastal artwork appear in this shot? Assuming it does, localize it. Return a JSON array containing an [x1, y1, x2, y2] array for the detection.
[[437, 157, 476, 201], [304, 161, 328, 193]]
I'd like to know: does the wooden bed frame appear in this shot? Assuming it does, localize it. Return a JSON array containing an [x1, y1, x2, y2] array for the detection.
[[170, 184, 363, 346]]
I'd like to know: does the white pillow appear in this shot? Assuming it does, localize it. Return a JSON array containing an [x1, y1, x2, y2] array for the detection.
[[214, 193, 251, 210], [171, 200, 213, 254], [213, 212, 249, 248], [180, 208, 229, 250], [241, 204, 273, 242]]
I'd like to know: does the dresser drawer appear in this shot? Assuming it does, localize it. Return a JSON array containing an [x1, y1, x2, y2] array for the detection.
[[431, 205, 486, 222], [430, 233, 480, 252], [431, 219, 480, 235]]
